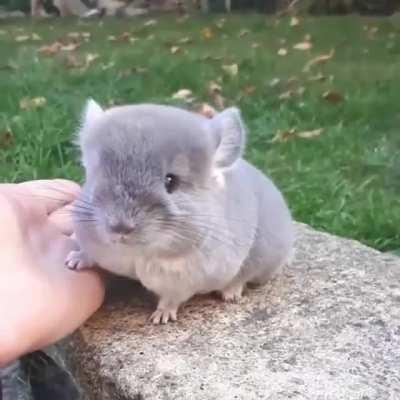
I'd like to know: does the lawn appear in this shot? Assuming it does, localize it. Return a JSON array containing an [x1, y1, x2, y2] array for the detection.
[[0, 14, 399, 252]]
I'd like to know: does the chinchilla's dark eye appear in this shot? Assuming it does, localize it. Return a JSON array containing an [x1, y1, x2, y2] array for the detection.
[[165, 174, 179, 194]]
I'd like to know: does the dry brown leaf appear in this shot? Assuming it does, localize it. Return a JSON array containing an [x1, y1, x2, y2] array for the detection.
[[293, 41, 312, 51], [322, 90, 343, 103], [238, 29, 249, 38], [297, 128, 324, 138], [107, 35, 116, 41], [170, 46, 181, 55], [172, 89, 193, 102], [303, 49, 335, 72], [15, 35, 30, 42], [222, 63, 238, 77], [81, 32, 91, 39], [243, 85, 256, 95], [144, 19, 157, 27], [196, 103, 217, 118], [270, 129, 296, 143], [0, 129, 14, 148], [19, 97, 47, 110], [38, 41, 62, 56], [251, 42, 260, 49], [60, 42, 80, 51], [117, 32, 132, 42], [201, 27, 213, 40], [278, 48, 288, 56], [290, 16, 300, 27], [308, 73, 326, 82]]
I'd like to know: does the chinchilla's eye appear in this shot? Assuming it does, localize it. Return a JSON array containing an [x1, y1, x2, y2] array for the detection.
[[165, 174, 179, 194]]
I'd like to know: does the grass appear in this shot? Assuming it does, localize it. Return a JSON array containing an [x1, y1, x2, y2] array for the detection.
[[0, 14, 399, 252]]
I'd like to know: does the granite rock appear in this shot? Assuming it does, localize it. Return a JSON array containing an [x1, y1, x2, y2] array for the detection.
[[62, 223, 400, 400]]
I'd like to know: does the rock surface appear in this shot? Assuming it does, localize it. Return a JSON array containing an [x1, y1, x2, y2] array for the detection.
[[63, 223, 400, 400]]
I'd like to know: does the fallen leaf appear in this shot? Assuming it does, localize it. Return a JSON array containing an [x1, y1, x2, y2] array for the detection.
[[196, 103, 217, 118], [19, 97, 47, 110], [147, 34, 155, 41], [15, 35, 30, 42], [201, 27, 213, 40], [81, 32, 91, 39], [170, 46, 181, 54], [0, 129, 14, 148], [179, 36, 192, 44], [322, 90, 343, 103], [296, 128, 324, 138], [251, 42, 260, 49], [303, 33, 312, 42], [38, 41, 62, 55], [60, 42, 80, 51], [293, 41, 312, 51], [270, 128, 296, 143], [243, 85, 255, 95], [279, 90, 294, 100], [222, 63, 238, 77], [31, 33, 42, 41], [238, 29, 249, 38], [278, 48, 288, 56], [290, 16, 300, 27], [101, 62, 115, 71], [107, 35, 116, 41], [85, 53, 99, 67], [308, 73, 326, 82], [144, 19, 157, 27], [296, 86, 305, 96], [269, 78, 281, 87], [172, 89, 193, 102], [303, 49, 335, 72], [215, 18, 225, 29], [117, 32, 132, 42], [67, 32, 81, 39]]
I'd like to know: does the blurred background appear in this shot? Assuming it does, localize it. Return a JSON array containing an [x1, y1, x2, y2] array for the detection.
[[0, 2, 399, 250]]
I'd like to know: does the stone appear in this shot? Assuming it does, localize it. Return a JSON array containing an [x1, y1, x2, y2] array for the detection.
[[60, 223, 400, 400]]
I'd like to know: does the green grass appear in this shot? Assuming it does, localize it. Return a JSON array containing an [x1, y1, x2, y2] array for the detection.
[[0, 14, 399, 252]]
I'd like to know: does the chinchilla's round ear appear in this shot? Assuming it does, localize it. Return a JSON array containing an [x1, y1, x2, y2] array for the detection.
[[208, 107, 246, 169]]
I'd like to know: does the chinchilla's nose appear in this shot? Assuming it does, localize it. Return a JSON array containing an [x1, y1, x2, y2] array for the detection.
[[109, 221, 135, 235]]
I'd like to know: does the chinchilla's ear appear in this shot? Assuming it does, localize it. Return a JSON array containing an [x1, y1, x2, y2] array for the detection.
[[76, 99, 104, 143], [82, 98, 103, 128], [208, 107, 246, 169], [75, 99, 104, 168]]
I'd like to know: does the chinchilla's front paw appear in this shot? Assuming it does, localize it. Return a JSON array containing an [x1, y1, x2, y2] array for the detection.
[[65, 250, 94, 270], [149, 307, 178, 325]]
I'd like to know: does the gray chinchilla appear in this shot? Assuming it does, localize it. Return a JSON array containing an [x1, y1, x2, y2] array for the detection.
[[66, 100, 295, 324]]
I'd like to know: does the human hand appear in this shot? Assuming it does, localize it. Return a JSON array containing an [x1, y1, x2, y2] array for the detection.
[[0, 180, 105, 366]]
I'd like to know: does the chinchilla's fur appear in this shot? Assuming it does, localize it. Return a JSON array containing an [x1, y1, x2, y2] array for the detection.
[[66, 100, 295, 324]]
